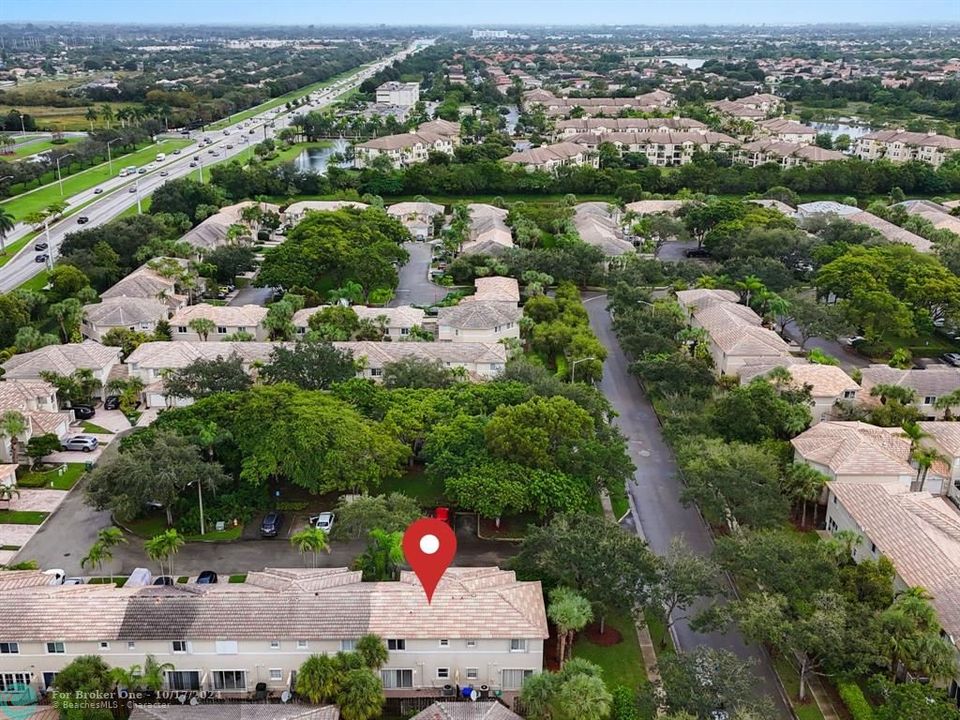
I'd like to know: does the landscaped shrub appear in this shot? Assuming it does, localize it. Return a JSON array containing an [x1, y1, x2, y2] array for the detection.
[[838, 680, 875, 720]]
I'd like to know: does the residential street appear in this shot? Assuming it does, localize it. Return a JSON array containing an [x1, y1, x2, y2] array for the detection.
[[389, 241, 448, 307], [583, 292, 792, 718]]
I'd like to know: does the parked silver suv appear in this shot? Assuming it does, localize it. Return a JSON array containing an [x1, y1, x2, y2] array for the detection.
[[61, 435, 99, 452]]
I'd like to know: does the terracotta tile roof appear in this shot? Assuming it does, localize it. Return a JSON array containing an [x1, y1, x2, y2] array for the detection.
[[860, 129, 960, 151], [896, 200, 960, 236], [674, 289, 740, 312], [130, 705, 340, 720], [332, 342, 507, 368], [624, 199, 686, 215], [556, 117, 705, 133], [860, 364, 960, 398], [181, 202, 280, 251], [739, 361, 859, 398], [387, 201, 445, 219], [2, 341, 120, 379], [569, 130, 737, 148], [791, 421, 915, 477], [358, 130, 450, 151], [573, 203, 634, 257], [757, 118, 816, 136], [0, 567, 547, 642], [918, 422, 960, 457], [293, 305, 426, 329], [170, 303, 268, 328], [410, 702, 523, 720], [100, 258, 191, 303], [285, 201, 368, 218], [83, 297, 170, 326], [828, 482, 960, 649], [438, 302, 522, 330], [127, 341, 281, 371], [466, 277, 520, 304], [502, 142, 588, 166]]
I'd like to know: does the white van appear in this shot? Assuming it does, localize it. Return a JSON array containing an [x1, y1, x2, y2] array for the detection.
[[118, 168, 130, 177], [155, 152, 166, 162]]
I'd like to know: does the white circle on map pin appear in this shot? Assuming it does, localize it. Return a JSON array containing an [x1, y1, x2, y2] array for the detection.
[[420, 534, 440, 555]]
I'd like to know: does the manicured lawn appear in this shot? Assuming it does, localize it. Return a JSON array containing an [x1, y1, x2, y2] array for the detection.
[[879, 330, 960, 358], [643, 607, 676, 657], [89, 577, 128, 587], [126, 514, 168, 538], [4, 135, 83, 160], [0, 102, 141, 132], [772, 655, 826, 720], [15, 269, 50, 292], [572, 612, 648, 690], [116, 196, 152, 218], [0, 138, 192, 221], [609, 484, 630, 520], [16, 463, 86, 490], [185, 525, 244, 542], [228, 574, 247, 583], [379, 466, 447, 507], [0, 510, 49, 524], [81, 421, 114, 435], [265, 140, 333, 167]]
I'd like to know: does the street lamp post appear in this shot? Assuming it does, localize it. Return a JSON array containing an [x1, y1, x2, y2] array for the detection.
[[15, 111, 25, 135], [54, 153, 75, 196], [570, 356, 596, 383], [106, 137, 121, 177]]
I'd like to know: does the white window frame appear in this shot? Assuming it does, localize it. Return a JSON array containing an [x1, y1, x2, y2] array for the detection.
[[387, 638, 406, 651], [270, 640, 281, 649], [380, 668, 414, 689], [269, 669, 283, 682], [0, 673, 32, 691], [438, 639, 449, 648], [165, 670, 201, 692], [0, 643, 19, 655], [437, 667, 449, 679], [509, 639, 527, 652], [99, 642, 110, 651], [171, 640, 188, 654], [46, 642, 65, 655], [297, 640, 309, 650], [501, 668, 534, 690], [215, 640, 238, 655], [127, 641, 136, 650], [466, 668, 479, 680], [925, 396, 937, 405], [340, 639, 357, 652], [466, 639, 477, 648]]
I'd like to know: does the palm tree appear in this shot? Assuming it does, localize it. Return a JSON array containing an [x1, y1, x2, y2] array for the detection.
[[337, 669, 384, 720], [547, 587, 593, 667], [290, 526, 330, 567], [99, 104, 115, 128], [355, 634, 388, 670], [0, 207, 16, 255], [80, 541, 107, 578], [187, 317, 216, 341], [911, 446, 947, 492], [140, 655, 174, 692], [49, 298, 83, 342], [934, 389, 960, 420], [870, 384, 917, 406], [94, 527, 127, 584], [295, 654, 341, 703], [84, 107, 98, 130], [46, 201, 67, 219], [144, 529, 185, 578], [781, 463, 829, 527], [0, 411, 29, 465], [900, 421, 929, 451], [735, 274, 766, 307], [354, 529, 403, 581]]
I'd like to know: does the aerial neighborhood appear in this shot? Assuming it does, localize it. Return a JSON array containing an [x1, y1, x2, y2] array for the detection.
[[1, 7, 960, 720]]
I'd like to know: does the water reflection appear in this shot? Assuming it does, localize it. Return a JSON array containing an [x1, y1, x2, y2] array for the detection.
[[294, 138, 350, 174]]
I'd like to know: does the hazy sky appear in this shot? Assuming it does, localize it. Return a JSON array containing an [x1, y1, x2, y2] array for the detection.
[[5, 0, 960, 26]]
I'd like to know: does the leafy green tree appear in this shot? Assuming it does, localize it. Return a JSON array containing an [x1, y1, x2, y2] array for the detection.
[[25, 433, 61, 469], [263, 295, 304, 340], [870, 675, 960, 720], [52, 655, 114, 720], [307, 305, 360, 340], [0, 410, 28, 465], [296, 654, 342, 703], [48, 264, 92, 303], [337, 669, 384, 720], [164, 354, 252, 399], [652, 537, 723, 643], [659, 647, 773, 720], [86, 430, 228, 525], [354, 529, 404, 581], [382, 356, 458, 389], [261, 340, 357, 390], [520, 660, 612, 720], [710, 378, 812, 442], [485, 396, 593, 472], [330, 493, 422, 541]]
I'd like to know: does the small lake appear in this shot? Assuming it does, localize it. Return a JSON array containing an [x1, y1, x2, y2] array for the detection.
[[808, 121, 873, 140], [660, 57, 707, 69], [294, 138, 349, 174]]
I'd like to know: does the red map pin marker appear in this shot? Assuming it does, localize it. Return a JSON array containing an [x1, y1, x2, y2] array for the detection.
[[403, 517, 457, 604]]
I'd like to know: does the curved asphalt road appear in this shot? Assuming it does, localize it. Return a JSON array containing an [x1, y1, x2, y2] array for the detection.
[[583, 292, 792, 719]]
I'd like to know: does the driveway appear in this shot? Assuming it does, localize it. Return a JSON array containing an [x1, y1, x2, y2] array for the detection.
[[390, 241, 447, 307], [230, 286, 275, 306], [782, 321, 869, 372], [583, 292, 791, 718]]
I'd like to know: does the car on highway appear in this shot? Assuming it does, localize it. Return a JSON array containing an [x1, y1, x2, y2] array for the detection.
[[93, 188, 103, 194], [77, 216, 89, 224], [189, 162, 198, 167], [160, 171, 169, 177], [35, 254, 48, 263], [193, 155, 200, 160], [196, 570, 218, 584], [137, 168, 147, 174], [128, 187, 137, 193], [173, 149, 181, 155], [61, 435, 98, 452], [310, 512, 335, 532], [259, 511, 284, 538], [72, 405, 96, 420], [34, 242, 48, 251]]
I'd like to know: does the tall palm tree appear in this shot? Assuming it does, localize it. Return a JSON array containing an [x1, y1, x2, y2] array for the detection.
[[0, 207, 16, 255], [145, 529, 185, 578], [781, 463, 829, 527], [934, 389, 960, 420], [99, 104, 115, 129], [911, 446, 947, 492], [295, 654, 340, 703], [290, 527, 330, 568], [0, 411, 29, 465], [140, 655, 174, 692], [547, 587, 593, 667], [900, 421, 929, 451], [84, 107, 98, 130], [337, 669, 384, 720], [187, 317, 216, 342], [354, 529, 403, 581], [80, 541, 107, 578], [93, 528, 127, 584]]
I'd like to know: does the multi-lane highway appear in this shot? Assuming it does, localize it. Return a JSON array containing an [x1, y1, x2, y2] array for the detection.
[[0, 39, 432, 293]]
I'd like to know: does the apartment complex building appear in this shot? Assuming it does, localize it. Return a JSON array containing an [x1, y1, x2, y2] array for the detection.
[[855, 129, 960, 169], [0, 567, 547, 698], [354, 120, 460, 169], [375, 81, 420, 106], [566, 130, 738, 166]]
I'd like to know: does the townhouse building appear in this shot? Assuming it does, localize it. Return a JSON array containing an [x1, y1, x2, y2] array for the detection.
[[0, 567, 547, 699], [461, 205, 514, 256], [795, 201, 933, 253], [553, 116, 707, 139], [754, 118, 816, 144], [736, 140, 846, 168], [572, 202, 634, 257], [354, 121, 460, 170], [283, 201, 369, 227], [916, 422, 960, 505], [169, 304, 270, 342], [293, 305, 427, 341], [0, 342, 122, 402], [464, 276, 520, 305], [501, 142, 598, 172], [386, 201, 446, 240], [566, 130, 738, 166], [81, 297, 172, 343], [855, 130, 960, 168], [0, 380, 71, 464], [437, 302, 522, 344], [859, 364, 960, 420], [738, 359, 860, 423]]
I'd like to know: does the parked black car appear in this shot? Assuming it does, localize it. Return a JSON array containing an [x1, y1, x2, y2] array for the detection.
[[104, 396, 121, 410], [684, 248, 711, 259], [72, 405, 96, 420], [196, 570, 218, 584], [259, 511, 284, 538], [153, 576, 174, 586]]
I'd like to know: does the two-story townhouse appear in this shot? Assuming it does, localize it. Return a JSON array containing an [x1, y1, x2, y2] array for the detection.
[[82, 297, 171, 343], [823, 482, 960, 695], [855, 130, 960, 168], [283, 201, 369, 228], [354, 122, 460, 170], [553, 116, 707, 139], [755, 118, 816, 144], [170, 305, 270, 342], [437, 303, 522, 344], [331, 342, 507, 381], [566, 131, 738, 167], [0, 380, 71, 464], [461, 205, 514, 256], [293, 305, 427, 341], [181, 202, 281, 254], [501, 142, 598, 172], [860, 364, 960, 420], [916, 423, 960, 504], [0, 567, 547, 699], [99, 258, 195, 311], [386, 202, 446, 240], [736, 140, 847, 168], [1, 342, 122, 402], [738, 360, 860, 423], [572, 202, 634, 258]]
